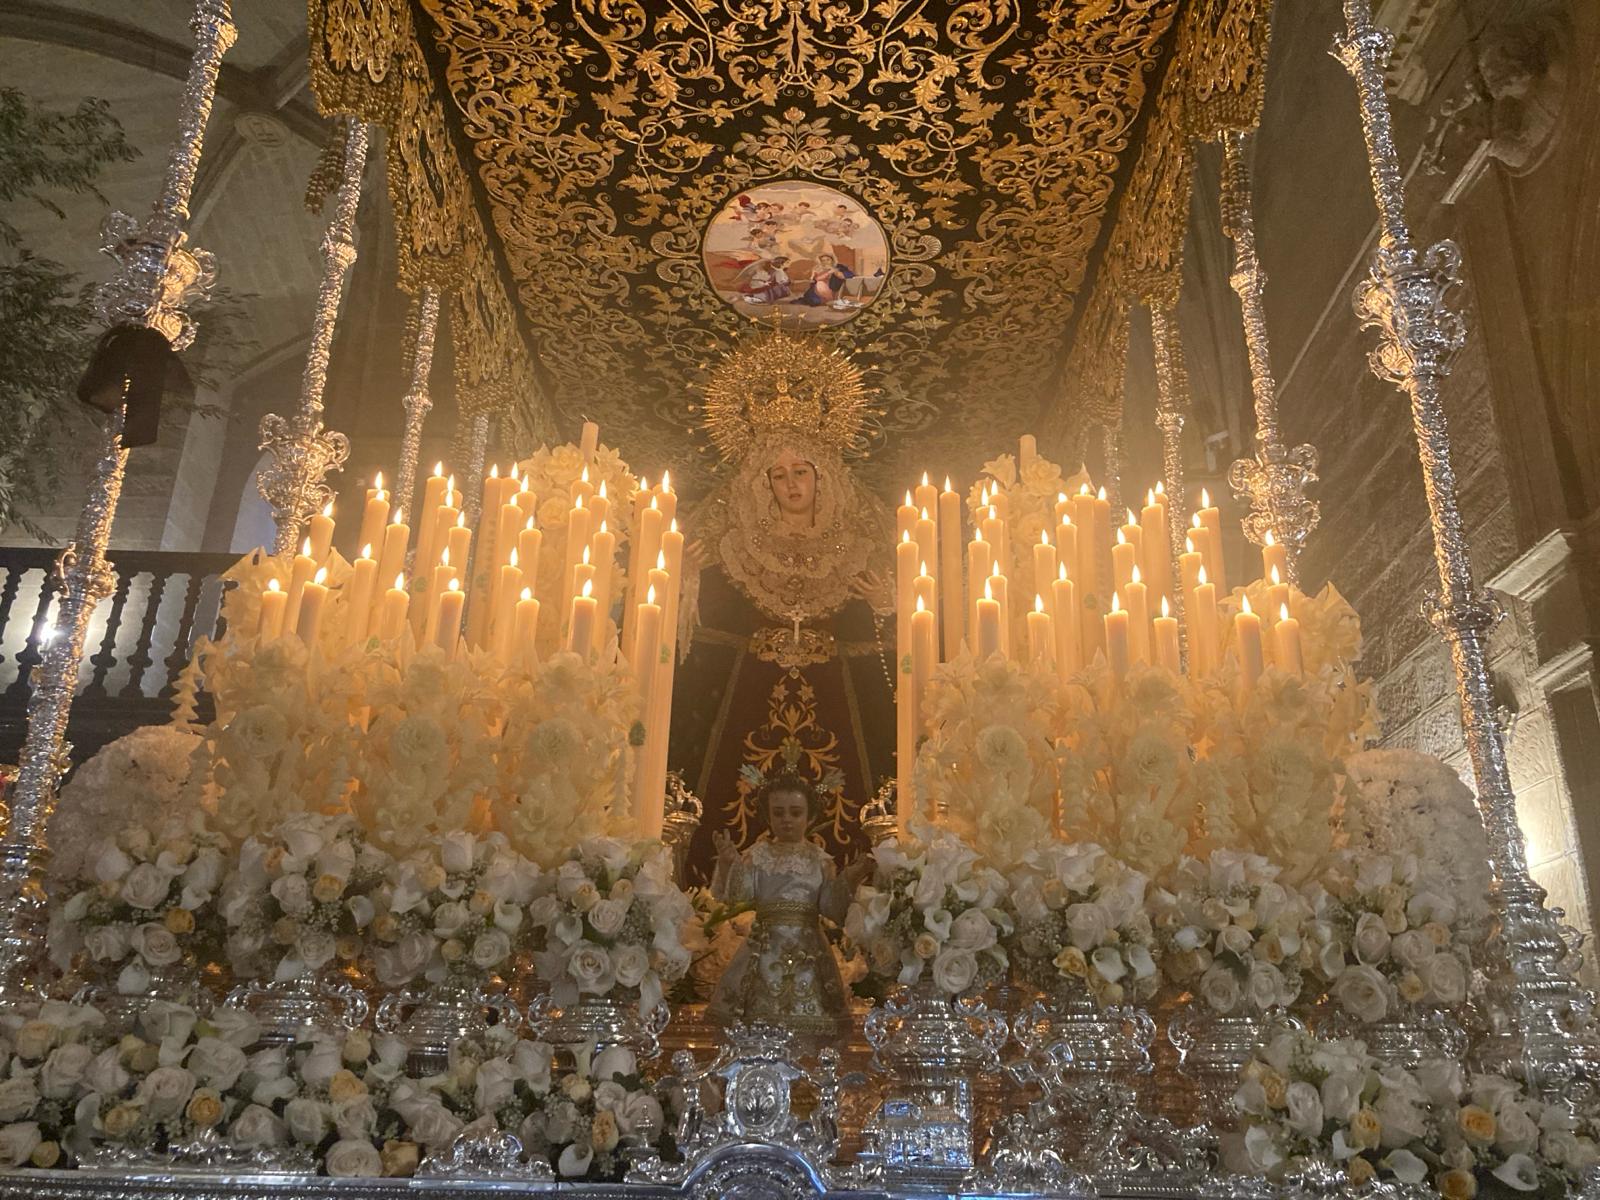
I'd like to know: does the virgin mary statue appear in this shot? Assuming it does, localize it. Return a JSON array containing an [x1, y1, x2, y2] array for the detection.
[[670, 330, 895, 884]]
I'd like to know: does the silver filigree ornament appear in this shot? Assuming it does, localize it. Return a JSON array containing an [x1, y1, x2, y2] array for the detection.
[[525, 992, 671, 1060], [418, 1127, 552, 1181], [77, 1127, 316, 1176], [222, 972, 369, 1048], [375, 979, 522, 1076], [258, 117, 368, 555], [1334, 0, 1600, 1095], [0, 0, 236, 1013], [394, 287, 442, 518]]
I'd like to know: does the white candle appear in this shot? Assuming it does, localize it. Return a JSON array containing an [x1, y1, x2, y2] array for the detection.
[[1051, 563, 1079, 676], [910, 593, 935, 740], [435, 578, 465, 656], [374, 509, 409, 611], [413, 463, 447, 573], [308, 501, 336, 564], [988, 561, 1010, 660], [1192, 565, 1220, 676], [938, 477, 963, 661], [257, 578, 286, 640], [284, 538, 317, 634], [517, 517, 543, 587], [1275, 602, 1304, 676], [1262, 528, 1289, 586], [1126, 563, 1150, 664], [296, 567, 330, 646], [357, 490, 388, 564], [1027, 593, 1053, 665], [1112, 528, 1137, 594], [914, 471, 939, 521], [897, 489, 918, 542], [590, 520, 617, 657], [579, 420, 600, 464], [976, 577, 1002, 661], [1032, 530, 1057, 619], [1105, 591, 1130, 679], [347, 547, 378, 646], [491, 550, 523, 659], [567, 577, 597, 656], [379, 573, 409, 641], [1154, 595, 1181, 673], [513, 587, 541, 667], [1235, 593, 1265, 689], [966, 530, 993, 652]]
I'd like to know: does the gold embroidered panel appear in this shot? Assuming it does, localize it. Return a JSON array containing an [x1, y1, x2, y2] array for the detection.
[[399, 0, 1182, 485]]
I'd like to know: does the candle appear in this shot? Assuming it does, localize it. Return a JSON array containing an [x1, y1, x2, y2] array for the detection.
[[630, 584, 665, 826], [981, 503, 1005, 571], [296, 567, 330, 646], [1027, 594, 1053, 665], [571, 545, 597, 626], [284, 537, 317, 633], [976, 577, 1002, 661], [590, 479, 611, 530], [1196, 488, 1228, 595], [1126, 563, 1150, 664], [896, 530, 918, 666], [567, 577, 597, 656], [966, 530, 993, 651], [495, 496, 524, 572], [512, 587, 541, 667], [1091, 485, 1112, 597], [308, 501, 336, 564], [1054, 516, 1078, 587], [1032, 530, 1057, 618], [897, 490, 918, 542], [938, 477, 963, 661], [257, 578, 287, 639], [564, 495, 592, 603], [621, 485, 656, 661], [436, 578, 465, 656], [1055, 490, 1072, 523], [914, 471, 939, 520], [442, 511, 469, 574], [590, 520, 616, 656], [1235, 593, 1265, 689], [1154, 595, 1181, 673], [1120, 509, 1144, 561], [357, 490, 388, 562], [374, 509, 409, 605], [647, 550, 672, 621], [1267, 564, 1290, 621], [579, 419, 600, 464], [659, 516, 685, 606], [910, 593, 936, 737], [569, 464, 595, 505], [1051, 564, 1079, 676], [1112, 528, 1137, 593], [378, 573, 409, 641], [914, 508, 938, 595], [491, 550, 524, 658], [1140, 489, 1171, 607], [1275, 602, 1304, 676], [413, 463, 447, 570], [347, 546, 378, 645], [1019, 433, 1037, 465], [1070, 484, 1095, 593], [1178, 534, 1203, 615], [913, 562, 935, 621], [655, 470, 677, 526], [1105, 591, 1130, 678], [1192, 565, 1220, 676], [424, 548, 458, 643], [1262, 528, 1289, 586], [366, 471, 386, 502], [987, 561, 1010, 660], [990, 487, 1011, 579], [517, 517, 543, 587]]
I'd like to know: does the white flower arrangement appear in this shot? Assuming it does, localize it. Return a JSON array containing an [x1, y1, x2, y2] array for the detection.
[[913, 652, 1062, 871], [843, 826, 1012, 998], [48, 817, 228, 994], [1154, 851, 1312, 1016], [369, 832, 540, 989], [1320, 852, 1473, 1023], [0, 1001, 108, 1168], [527, 838, 695, 1013], [217, 813, 391, 982], [1236, 1026, 1600, 1196], [1005, 842, 1160, 1006]]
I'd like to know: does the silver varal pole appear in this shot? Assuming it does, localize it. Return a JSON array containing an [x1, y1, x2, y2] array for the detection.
[[393, 287, 442, 519], [1219, 130, 1321, 587], [258, 118, 368, 555], [1149, 304, 1190, 656], [1336, 0, 1597, 1088], [0, 0, 234, 1000]]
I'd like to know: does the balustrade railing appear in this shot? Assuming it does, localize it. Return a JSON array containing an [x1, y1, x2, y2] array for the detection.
[[0, 548, 236, 764]]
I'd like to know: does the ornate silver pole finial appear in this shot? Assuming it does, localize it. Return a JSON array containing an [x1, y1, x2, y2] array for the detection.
[[258, 117, 369, 555], [393, 287, 442, 517], [1149, 304, 1189, 647], [1334, 0, 1595, 1089], [1218, 130, 1321, 586], [0, 0, 235, 1002]]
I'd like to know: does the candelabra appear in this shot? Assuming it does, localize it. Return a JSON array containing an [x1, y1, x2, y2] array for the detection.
[[1219, 130, 1321, 587], [394, 287, 442, 517], [1149, 304, 1189, 644], [1335, 0, 1596, 1090], [0, 0, 235, 1005], [258, 118, 367, 555]]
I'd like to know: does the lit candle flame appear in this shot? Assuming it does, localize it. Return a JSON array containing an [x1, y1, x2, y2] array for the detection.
[[456, 510, 466, 527], [599, 520, 608, 534], [1127, 508, 1137, 525], [905, 490, 913, 507], [984, 577, 994, 601], [990, 561, 1001, 578], [1034, 594, 1044, 614], [902, 529, 911, 543], [660, 469, 672, 492], [1198, 564, 1208, 585], [581, 578, 593, 598], [448, 577, 460, 593], [1186, 535, 1196, 553], [433, 461, 444, 476], [646, 583, 657, 605], [301, 537, 312, 556], [1155, 481, 1165, 496], [1040, 529, 1049, 545], [1058, 562, 1067, 581], [581, 466, 590, 483], [1191, 512, 1202, 529], [598, 480, 607, 498], [314, 567, 328, 585], [649, 494, 659, 511], [916, 594, 926, 613], [1117, 529, 1126, 545], [509, 548, 518, 567], [944, 476, 953, 492], [1146, 488, 1155, 506], [1111, 591, 1121, 612], [361, 543, 372, 559], [1280, 603, 1290, 621], [669, 518, 678, 533], [440, 548, 450, 566], [1242, 594, 1253, 615], [267, 578, 280, 593], [489, 464, 499, 479], [921, 471, 930, 486], [1270, 564, 1281, 585], [395, 574, 405, 590], [1201, 487, 1211, 507], [525, 516, 536, 531], [582, 546, 591, 565], [520, 586, 532, 601], [1161, 595, 1170, 618], [921, 507, 930, 520], [1079, 483, 1090, 496], [374, 471, 384, 490], [656, 550, 666, 570], [920, 560, 929, 576], [1132, 563, 1142, 583], [1097, 486, 1107, 501], [1264, 528, 1276, 547], [1057, 491, 1068, 504], [574, 494, 585, 509]]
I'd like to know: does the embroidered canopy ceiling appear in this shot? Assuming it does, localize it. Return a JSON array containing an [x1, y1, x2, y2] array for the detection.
[[310, 0, 1272, 486]]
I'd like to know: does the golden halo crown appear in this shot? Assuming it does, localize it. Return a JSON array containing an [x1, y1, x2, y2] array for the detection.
[[701, 326, 871, 462]]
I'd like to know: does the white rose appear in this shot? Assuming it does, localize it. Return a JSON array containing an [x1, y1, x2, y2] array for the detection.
[[557, 1142, 594, 1178], [1090, 946, 1128, 983], [1064, 903, 1110, 951], [1243, 1123, 1284, 1171], [182, 850, 226, 899], [1390, 930, 1435, 971], [334, 1096, 379, 1140], [1216, 925, 1254, 959], [38, 1042, 93, 1100], [1495, 1101, 1541, 1155], [280, 822, 327, 862], [136, 1065, 196, 1120], [1285, 1080, 1324, 1136], [948, 908, 997, 952], [1333, 964, 1390, 1023], [492, 901, 523, 933], [1423, 953, 1467, 1006], [527, 895, 562, 927], [132, 922, 182, 967], [1382, 1147, 1428, 1184], [1247, 963, 1289, 1012], [1374, 1084, 1428, 1148], [440, 832, 476, 875], [82, 1046, 130, 1097], [612, 944, 650, 990], [347, 895, 375, 929], [93, 844, 134, 884], [396, 1100, 460, 1150], [1320, 1072, 1363, 1123], [513, 1042, 552, 1093], [0, 1078, 37, 1123], [567, 943, 615, 996], [1352, 912, 1392, 965], [1126, 943, 1157, 980], [1198, 965, 1242, 1015], [1406, 890, 1456, 927], [325, 1138, 384, 1177], [1491, 1152, 1541, 1193], [270, 874, 312, 916], [120, 862, 172, 911], [930, 948, 979, 996], [284, 1096, 329, 1144], [203, 1007, 262, 1049], [592, 1046, 637, 1082], [470, 929, 512, 971], [474, 1059, 517, 1112], [83, 925, 131, 963], [189, 1037, 248, 1091], [297, 1041, 342, 1087], [230, 1104, 285, 1148], [587, 898, 629, 938], [432, 901, 470, 938], [0, 1123, 40, 1168]]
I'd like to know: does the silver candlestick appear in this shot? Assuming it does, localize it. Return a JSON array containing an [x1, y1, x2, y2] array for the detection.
[[1335, 0, 1596, 1090], [0, 0, 235, 1003], [1219, 130, 1321, 586], [394, 287, 441, 518], [258, 118, 367, 555], [1149, 304, 1189, 654], [460, 411, 490, 529]]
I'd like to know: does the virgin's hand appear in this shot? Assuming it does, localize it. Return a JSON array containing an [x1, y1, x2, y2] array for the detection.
[[713, 830, 740, 865]]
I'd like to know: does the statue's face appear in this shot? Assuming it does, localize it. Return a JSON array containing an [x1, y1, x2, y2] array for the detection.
[[768, 448, 816, 519], [766, 788, 810, 844]]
